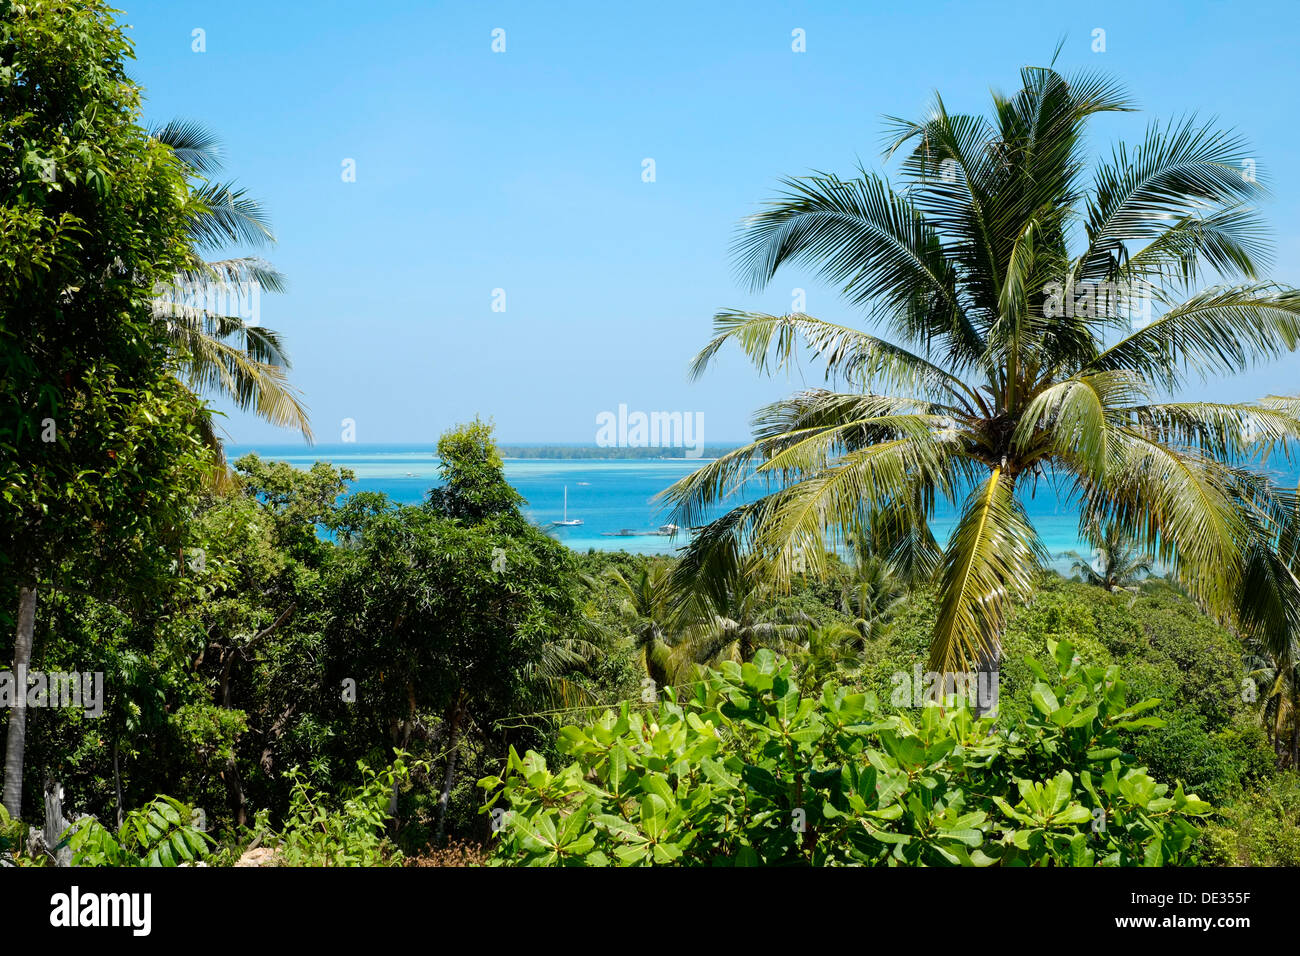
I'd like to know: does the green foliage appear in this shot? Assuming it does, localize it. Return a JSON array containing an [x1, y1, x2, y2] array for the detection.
[[68, 795, 212, 867], [0, 803, 42, 865], [0, 0, 227, 825], [861, 576, 1271, 805], [483, 640, 1211, 866], [1196, 772, 1300, 866], [0, 0, 210, 582], [275, 757, 419, 867], [426, 417, 525, 523], [11, 419, 607, 849]]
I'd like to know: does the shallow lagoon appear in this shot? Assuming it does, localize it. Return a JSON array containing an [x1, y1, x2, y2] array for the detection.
[[228, 443, 1299, 569]]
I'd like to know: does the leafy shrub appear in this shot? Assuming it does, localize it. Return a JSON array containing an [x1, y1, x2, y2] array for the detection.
[[68, 796, 212, 867], [482, 640, 1211, 866], [0, 805, 44, 866], [1197, 773, 1300, 866], [273, 757, 419, 866]]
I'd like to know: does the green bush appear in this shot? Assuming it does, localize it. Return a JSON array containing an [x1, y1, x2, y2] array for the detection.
[[871, 577, 1267, 805], [0, 805, 44, 866], [273, 757, 420, 867], [481, 640, 1211, 866], [68, 796, 212, 867], [1197, 773, 1300, 866]]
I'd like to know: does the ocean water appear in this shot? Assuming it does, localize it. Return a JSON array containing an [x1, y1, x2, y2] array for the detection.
[[225, 444, 1299, 568]]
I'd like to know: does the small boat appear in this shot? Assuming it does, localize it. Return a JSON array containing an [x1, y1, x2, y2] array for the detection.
[[551, 486, 583, 526]]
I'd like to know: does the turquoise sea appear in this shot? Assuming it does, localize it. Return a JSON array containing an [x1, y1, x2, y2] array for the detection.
[[226, 444, 1300, 570]]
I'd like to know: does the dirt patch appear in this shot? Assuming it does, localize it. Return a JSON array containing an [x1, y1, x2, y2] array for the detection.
[[404, 840, 488, 867], [234, 847, 280, 867]]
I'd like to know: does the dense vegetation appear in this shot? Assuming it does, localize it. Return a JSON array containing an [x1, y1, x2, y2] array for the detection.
[[3, 428, 1299, 865], [486, 643, 1213, 866]]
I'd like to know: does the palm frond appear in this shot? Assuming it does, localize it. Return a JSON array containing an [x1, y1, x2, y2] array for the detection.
[[691, 310, 982, 409], [151, 118, 224, 175], [1081, 117, 1264, 282], [1084, 284, 1300, 390], [730, 169, 982, 367], [929, 469, 1045, 672], [188, 179, 276, 251]]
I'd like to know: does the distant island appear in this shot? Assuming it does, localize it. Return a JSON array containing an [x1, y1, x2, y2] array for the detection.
[[498, 444, 739, 460]]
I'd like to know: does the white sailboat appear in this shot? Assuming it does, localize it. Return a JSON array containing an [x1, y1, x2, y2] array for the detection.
[[552, 485, 582, 526]]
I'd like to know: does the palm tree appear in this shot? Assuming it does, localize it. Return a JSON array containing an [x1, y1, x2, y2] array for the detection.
[[662, 62, 1300, 684], [1243, 640, 1300, 767], [1067, 522, 1153, 593], [798, 621, 869, 687], [1235, 481, 1300, 768], [521, 609, 605, 710], [607, 563, 676, 691], [668, 573, 810, 682], [839, 536, 907, 641], [150, 121, 312, 440]]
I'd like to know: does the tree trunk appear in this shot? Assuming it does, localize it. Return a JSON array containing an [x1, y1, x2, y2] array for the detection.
[[388, 683, 416, 825], [225, 754, 247, 828], [2, 586, 37, 819], [112, 739, 124, 829], [973, 639, 1001, 720], [1291, 686, 1299, 771], [434, 691, 465, 846], [42, 779, 71, 867]]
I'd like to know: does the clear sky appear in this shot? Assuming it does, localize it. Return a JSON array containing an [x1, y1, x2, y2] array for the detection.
[[122, 0, 1300, 446]]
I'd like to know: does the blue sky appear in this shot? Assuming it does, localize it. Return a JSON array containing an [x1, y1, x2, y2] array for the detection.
[[123, 0, 1300, 445]]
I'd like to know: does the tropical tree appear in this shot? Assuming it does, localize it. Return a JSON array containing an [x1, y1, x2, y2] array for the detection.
[[1243, 640, 1300, 767], [607, 562, 676, 690], [667, 573, 810, 682], [839, 539, 907, 641], [797, 621, 867, 687], [1067, 522, 1153, 593], [324, 420, 586, 843], [1, 0, 215, 818], [149, 120, 311, 440], [1235, 477, 1300, 768], [663, 62, 1300, 686]]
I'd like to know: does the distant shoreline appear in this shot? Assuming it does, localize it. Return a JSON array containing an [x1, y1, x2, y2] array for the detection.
[[227, 443, 744, 461], [500, 445, 740, 460]]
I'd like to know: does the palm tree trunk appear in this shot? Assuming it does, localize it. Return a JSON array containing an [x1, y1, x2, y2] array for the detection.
[[2, 585, 37, 819], [42, 779, 71, 866], [974, 639, 1000, 719], [1291, 684, 1299, 771]]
